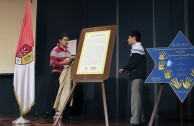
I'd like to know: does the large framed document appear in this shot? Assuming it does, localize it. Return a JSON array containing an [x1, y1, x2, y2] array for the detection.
[[71, 25, 117, 81]]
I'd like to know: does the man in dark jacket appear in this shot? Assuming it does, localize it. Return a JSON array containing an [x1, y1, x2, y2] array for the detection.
[[119, 31, 146, 126]]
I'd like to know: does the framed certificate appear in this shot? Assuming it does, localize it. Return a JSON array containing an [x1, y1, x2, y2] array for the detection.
[[71, 25, 116, 81]]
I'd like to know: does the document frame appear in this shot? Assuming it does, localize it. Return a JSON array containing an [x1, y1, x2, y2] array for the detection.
[[71, 25, 117, 81]]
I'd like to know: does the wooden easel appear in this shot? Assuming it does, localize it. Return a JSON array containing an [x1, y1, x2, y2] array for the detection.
[[54, 25, 117, 126], [54, 80, 109, 126], [148, 84, 184, 126]]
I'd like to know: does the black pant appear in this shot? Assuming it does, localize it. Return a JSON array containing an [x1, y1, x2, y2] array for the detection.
[[47, 72, 60, 117]]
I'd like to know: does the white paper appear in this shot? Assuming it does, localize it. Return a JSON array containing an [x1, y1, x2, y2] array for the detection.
[[68, 39, 77, 55], [77, 30, 111, 74]]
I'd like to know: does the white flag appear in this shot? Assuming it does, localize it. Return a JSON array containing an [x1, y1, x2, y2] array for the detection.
[[13, 0, 35, 116]]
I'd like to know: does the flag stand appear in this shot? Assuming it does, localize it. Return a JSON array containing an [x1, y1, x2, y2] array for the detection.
[[12, 116, 30, 125]]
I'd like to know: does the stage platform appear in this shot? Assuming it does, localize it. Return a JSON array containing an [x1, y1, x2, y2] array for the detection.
[[0, 115, 194, 126]]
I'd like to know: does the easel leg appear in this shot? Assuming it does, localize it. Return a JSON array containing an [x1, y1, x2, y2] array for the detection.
[[180, 102, 183, 126], [101, 82, 109, 126], [53, 82, 77, 126], [148, 84, 165, 126]]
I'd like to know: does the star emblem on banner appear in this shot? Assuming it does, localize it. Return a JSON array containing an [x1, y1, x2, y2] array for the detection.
[[145, 31, 194, 102]]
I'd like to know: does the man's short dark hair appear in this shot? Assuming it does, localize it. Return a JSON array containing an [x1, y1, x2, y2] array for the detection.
[[58, 33, 69, 40], [129, 31, 141, 42]]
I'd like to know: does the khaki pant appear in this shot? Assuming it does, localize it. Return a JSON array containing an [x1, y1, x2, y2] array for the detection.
[[54, 65, 73, 111], [130, 79, 145, 124]]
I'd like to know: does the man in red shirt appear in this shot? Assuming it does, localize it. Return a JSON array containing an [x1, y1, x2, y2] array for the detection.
[[47, 33, 73, 122]]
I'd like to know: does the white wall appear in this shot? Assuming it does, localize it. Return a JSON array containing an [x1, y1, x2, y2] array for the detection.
[[0, 0, 37, 74]]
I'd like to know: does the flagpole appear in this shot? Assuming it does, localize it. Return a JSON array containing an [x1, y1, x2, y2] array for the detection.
[[12, 116, 30, 125]]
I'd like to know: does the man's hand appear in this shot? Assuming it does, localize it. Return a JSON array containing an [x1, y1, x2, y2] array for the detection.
[[119, 69, 125, 73], [60, 58, 73, 66]]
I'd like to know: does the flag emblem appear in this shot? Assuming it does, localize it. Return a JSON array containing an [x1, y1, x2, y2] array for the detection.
[[16, 44, 34, 65]]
